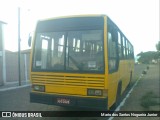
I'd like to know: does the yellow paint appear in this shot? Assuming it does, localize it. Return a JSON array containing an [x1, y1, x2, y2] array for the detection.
[[107, 59, 134, 109], [30, 15, 134, 110]]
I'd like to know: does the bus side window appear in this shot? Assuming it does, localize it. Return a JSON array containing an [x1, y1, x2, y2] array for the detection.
[[122, 37, 126, 59], [118, 32, 122, 59], [128, 42, 131, 59], [108, 31, 118, 73], [126, 40, 129, 59]]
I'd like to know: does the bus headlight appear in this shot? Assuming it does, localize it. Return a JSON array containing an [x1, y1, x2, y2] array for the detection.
[[87, 89, 102, 96], [32, 85, 45, 92]]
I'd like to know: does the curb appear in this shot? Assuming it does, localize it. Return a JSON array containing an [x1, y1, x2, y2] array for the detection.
[[0, 84, 31, 92]]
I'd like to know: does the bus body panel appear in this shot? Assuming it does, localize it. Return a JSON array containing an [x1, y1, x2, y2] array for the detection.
[[31, 72, 106, 96], [30, 92, 108, 109], [29, 15, 134, 110], [107, 60, 134, 108]]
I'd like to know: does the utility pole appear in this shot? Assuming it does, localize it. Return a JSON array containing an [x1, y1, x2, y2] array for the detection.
[[18, 7, 21, 86], [0, 21, 7, 86]]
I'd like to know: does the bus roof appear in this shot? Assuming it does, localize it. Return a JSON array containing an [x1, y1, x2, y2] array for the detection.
[[38, 14, 107, 22]]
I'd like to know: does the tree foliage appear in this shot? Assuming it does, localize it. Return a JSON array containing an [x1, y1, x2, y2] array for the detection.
[[156, 41, 160, 51], [137, 51, 159, 64]]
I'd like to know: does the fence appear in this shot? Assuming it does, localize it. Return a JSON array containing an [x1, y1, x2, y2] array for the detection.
[[0, 50, 30, 85]]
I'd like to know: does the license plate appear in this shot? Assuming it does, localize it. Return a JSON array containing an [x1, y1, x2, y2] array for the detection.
[[57, 98, 70, 104]]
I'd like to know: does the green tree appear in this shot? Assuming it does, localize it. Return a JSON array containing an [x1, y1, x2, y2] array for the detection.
[[156, 41, 160, 51], [137, 51, 157, 64], [155, 41, 160, 60]]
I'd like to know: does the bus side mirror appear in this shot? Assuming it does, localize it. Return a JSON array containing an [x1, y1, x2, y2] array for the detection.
[[28, 34, 32, 47]]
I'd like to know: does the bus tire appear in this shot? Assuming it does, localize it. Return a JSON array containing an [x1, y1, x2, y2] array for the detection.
[[129, 71, 132, 86], [115, 82, 122, 107]]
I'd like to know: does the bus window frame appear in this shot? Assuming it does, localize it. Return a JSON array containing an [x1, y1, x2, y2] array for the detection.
[[32, 30, 105, 74], [117, 31, 123, 59], [107, 18, 119, 73]]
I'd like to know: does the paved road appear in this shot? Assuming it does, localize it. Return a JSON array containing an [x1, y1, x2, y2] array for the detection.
[[0, 64, 150, 120]]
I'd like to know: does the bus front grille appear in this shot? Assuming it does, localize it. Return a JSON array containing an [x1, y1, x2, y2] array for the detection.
[[31, 73, 105, 89]]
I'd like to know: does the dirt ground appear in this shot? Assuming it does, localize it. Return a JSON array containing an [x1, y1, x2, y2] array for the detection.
[[113, 63, 160, 120]]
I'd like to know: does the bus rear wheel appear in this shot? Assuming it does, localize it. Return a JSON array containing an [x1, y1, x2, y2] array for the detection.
[[129, 71, 133, 87], [115, 82, 122, 107]]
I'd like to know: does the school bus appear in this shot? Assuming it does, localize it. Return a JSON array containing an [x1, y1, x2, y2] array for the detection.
[[29, 15, 134, 110]]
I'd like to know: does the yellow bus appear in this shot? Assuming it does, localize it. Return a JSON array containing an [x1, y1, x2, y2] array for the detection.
[[29, 15, 134, 110]]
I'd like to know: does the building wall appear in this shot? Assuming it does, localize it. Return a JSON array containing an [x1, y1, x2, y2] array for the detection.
[[5, 51, 18, 82], [5, 50, 30, 83], [0, 21, 31, 85]]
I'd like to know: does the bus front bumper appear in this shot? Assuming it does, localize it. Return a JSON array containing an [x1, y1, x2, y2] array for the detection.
[[30, 92, 108, 110]]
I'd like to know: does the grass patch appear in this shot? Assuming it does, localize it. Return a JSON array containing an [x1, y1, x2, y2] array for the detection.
[[140, 91, 160, 110]]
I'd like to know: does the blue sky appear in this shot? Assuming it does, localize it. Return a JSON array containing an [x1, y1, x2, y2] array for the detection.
[[0, 0, 159, 55]]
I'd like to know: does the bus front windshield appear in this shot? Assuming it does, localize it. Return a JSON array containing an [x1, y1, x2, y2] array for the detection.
[[33, 30, 104, 73]]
